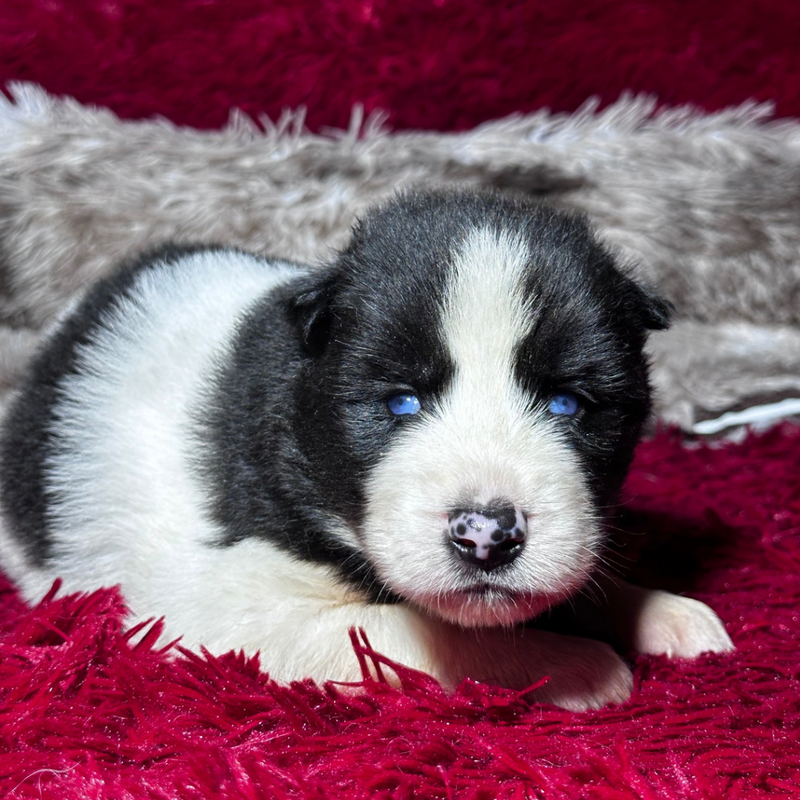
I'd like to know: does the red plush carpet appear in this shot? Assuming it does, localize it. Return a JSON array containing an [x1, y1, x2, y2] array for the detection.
[[2, 1, 800, 797], [2, 0, 800, 131], [1, 427, 799, 798]]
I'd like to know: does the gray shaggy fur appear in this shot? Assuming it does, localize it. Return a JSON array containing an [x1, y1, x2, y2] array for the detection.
[[1, 83, 799, 433]]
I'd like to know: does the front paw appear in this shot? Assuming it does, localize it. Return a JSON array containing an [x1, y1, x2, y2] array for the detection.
[[525, 633, 634, 711], [450, 628, 634, 711], [623, 587, 734, 658]]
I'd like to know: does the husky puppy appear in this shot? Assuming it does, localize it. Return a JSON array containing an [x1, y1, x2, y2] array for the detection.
[[0, 190, 732, 709]]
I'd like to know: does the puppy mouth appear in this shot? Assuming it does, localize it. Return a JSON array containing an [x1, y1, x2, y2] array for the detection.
[[413, 583, 553, 628], [455, 583, 518, 599]]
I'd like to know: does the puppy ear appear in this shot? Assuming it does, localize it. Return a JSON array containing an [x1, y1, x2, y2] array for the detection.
[[284, 269, 340, 356], [637, 288, 673, 331], [623, 275, 673, 331]]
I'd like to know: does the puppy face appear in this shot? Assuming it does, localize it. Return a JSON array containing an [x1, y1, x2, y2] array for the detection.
[[291, 191, 668, 627]]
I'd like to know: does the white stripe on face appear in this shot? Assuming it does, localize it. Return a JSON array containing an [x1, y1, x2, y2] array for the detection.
[[433, 227, 548, 512], [443, 226, 534, 386]]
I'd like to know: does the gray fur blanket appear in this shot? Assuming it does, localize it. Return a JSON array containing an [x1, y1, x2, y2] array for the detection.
[[1, 83, 799, 434]]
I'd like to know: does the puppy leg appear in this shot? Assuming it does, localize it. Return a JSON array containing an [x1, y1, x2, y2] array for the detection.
[[146, 541, 633, 710], [608, 580, 734, 657], [235, 597, 633, 711], [582, 576, 734, 658], [438, 623, 634, 711]]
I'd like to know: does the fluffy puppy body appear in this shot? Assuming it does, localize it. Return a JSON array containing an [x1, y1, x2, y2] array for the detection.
[[0, 191, 732, 709]]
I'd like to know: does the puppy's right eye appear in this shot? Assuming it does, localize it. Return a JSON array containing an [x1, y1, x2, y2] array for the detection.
[[387, 393, 421, 416], [548, 391, 581, 417]]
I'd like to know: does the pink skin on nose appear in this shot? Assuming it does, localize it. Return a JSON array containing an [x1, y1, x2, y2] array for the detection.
[[448, 507, 527, 560]]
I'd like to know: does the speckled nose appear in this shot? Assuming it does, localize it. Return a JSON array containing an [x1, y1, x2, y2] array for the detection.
[[448, 503, 527, 572]]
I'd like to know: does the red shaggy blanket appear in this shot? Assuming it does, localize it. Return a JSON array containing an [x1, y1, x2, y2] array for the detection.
[[1, 426, 799, 799], [2, 0, 800, 131]]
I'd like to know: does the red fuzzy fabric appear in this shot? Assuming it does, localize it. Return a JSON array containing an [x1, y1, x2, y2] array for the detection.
[[1, 426, 799, 799], [2, 0, 800, 131]]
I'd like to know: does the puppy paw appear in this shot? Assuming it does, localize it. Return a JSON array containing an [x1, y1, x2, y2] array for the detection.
[[625, 587, 734, 658], [438, 625, 633, 711], [528, 634, 634, 711]]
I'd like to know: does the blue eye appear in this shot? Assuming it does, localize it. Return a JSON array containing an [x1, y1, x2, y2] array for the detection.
[[548, 391, 580, 417], [387, 393, 421, 416]]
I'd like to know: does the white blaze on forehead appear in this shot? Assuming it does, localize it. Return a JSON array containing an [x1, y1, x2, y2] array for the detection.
[[442, 226, 534, 391], [436, 225, 540, 491]]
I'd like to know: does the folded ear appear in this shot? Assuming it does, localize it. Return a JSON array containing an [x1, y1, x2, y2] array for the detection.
[[283, 268, 340, 356], [623, 274, 673, 331], [638, 286, 673, 331]]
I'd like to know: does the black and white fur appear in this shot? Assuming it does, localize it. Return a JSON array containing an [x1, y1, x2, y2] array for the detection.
[[0, 191, 732, 709]]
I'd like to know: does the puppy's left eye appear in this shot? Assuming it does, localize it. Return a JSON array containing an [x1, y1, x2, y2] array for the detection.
[[548, 391, 581, 417], [387, 393, 421, 416]]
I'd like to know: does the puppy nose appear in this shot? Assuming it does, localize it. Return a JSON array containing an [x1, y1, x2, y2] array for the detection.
[[448, 503, 527, 572]]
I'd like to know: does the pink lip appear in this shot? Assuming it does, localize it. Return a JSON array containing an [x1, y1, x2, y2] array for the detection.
[[457, 585, 515, 598]]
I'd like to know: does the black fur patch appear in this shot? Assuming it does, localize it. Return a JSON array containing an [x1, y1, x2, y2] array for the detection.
[[195, 287, 403, 602]]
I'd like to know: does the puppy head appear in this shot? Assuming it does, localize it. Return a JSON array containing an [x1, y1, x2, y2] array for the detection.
[[288, 190, 669, 626]]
